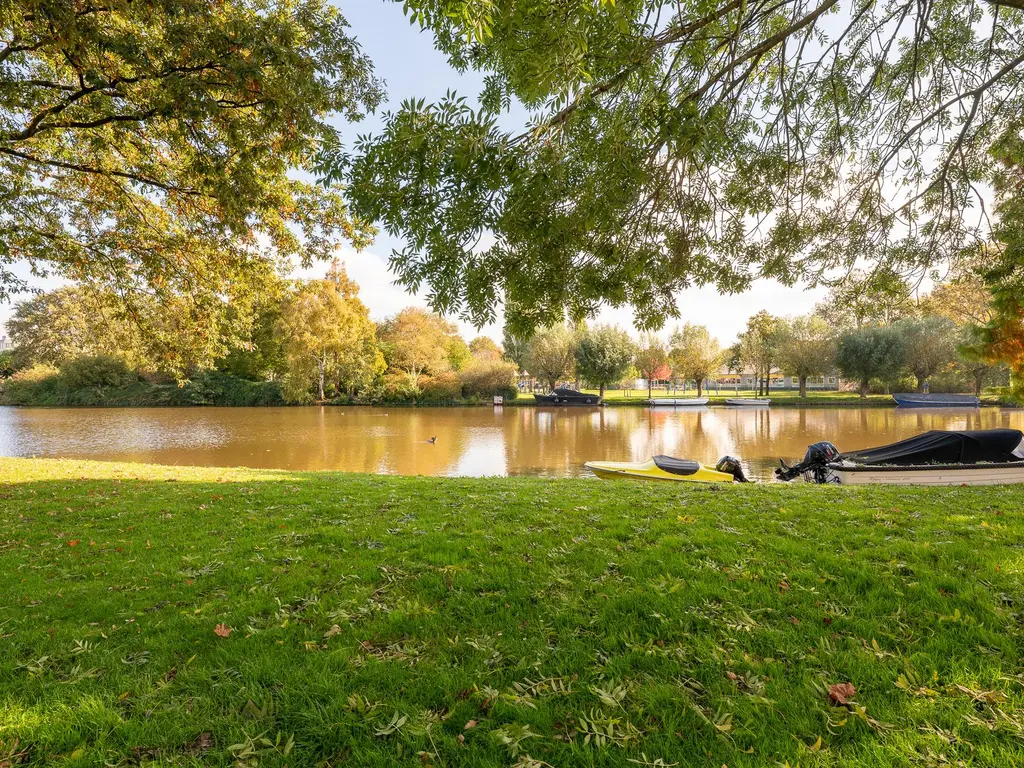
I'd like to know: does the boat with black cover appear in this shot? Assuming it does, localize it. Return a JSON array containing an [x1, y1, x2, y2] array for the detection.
[[776, 429, 1024, 486], [534, 387, 602, 405]]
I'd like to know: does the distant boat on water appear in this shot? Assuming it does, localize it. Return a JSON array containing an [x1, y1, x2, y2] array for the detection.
[[726, 398, 770, 407], [892, 393, 980, 408], [649, 397, 709, 407]]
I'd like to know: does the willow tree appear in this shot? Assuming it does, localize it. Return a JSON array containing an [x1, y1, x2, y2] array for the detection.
[[351, 0, 1024, 335], [1, 0, 381, 372], [668, 323, 722, 397]]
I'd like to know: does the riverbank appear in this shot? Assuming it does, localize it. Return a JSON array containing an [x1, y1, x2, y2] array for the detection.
[[1, 376, 1012, 409], [3, 458, 1023, 766]]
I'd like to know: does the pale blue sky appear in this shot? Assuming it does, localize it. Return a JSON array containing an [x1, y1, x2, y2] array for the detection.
[[0, 1, 826, 346]]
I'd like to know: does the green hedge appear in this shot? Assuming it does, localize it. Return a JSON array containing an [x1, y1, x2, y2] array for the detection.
[[0, 369, 284, 407]]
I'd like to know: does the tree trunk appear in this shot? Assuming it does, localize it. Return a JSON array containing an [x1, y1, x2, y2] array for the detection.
[[916, 376, 926, 393], [859, 379, 869, 399], [696, 379, 703, 397], [317, 352, 326, 401], [599, 383, 606, 398], [648, 378, 653, 400], [799, 375, 807, 398]]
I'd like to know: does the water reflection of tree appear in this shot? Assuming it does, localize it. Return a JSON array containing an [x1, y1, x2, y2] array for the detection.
[[504, 407, 640, 476]]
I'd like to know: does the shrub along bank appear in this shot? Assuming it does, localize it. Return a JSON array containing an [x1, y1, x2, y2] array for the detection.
[[0, 357, 518, 408], [2, 457, 1024, 767]]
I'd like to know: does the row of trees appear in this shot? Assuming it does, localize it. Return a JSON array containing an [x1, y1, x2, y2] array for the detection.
[[730, 262, 1007, 398], [4, 255, 1012, 403], [3, 262, 518, 404]]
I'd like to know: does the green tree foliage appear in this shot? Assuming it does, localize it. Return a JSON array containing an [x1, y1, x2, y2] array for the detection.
[[0, 0, 382, 372], [574, 324, 634, 397], [469, 336, 503, 362], [351, 1, 1024, 333], [668, 323, 722, 397], [525, 325, 576, 391], [894, 315, 959, 392], [6, 286, 148, 370], [836, 326, 907, 398], [378, 307, 463, 381], [501, 327, 531, 372], [777, 315, 835, 397], [0, 349, 13, 377], [738, 312, 787, 396], [815, 269, 917, 329], [277, 275, 383, 402], [634, 333, 668, 400]]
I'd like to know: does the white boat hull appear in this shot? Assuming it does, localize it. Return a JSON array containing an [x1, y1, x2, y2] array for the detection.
[[828, 463, 1024, 486], [649, 397, 709, 406], [726, 398, 770, 406]]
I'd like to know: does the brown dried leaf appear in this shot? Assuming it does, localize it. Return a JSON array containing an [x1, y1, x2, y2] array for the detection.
[[214, 624, 232, 638], [828, 682, 856, 706]]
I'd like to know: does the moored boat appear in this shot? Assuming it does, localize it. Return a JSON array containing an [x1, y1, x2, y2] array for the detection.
[[726, 397, 770, 406], [649, 397, 709, 407], [585, 455, 749, 483], [892, 393, 980, 407], [776, 429, 1024, 486], [533, 387, 602, 405]]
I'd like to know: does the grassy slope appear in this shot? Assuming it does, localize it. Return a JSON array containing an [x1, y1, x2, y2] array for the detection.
[[1, 459, 1023, 767]]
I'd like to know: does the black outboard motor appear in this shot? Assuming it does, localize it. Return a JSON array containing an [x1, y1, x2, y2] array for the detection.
[[776, 441, 841, 484], [716, 455, 750, 483]]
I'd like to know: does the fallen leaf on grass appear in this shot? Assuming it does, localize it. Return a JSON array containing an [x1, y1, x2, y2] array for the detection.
[[67, 540, 79, 547], [464, 720, 477, 730], [184, 732, 213, 755], [214, 624, 232, 638], [828, 682, 856, 706], [324, 624, 342, 639]]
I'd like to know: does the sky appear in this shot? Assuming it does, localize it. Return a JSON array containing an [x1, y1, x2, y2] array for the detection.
[[0, 0, 828, 347]]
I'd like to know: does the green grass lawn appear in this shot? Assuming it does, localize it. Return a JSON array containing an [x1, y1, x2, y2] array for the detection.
[[2, 458, 1024, 766]]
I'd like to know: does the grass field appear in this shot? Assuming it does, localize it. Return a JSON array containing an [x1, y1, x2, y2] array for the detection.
[[2, 459, 1024, 766]]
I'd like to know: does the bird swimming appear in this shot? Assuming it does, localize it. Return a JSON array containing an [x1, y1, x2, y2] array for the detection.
[[427, 436, 437, 444]]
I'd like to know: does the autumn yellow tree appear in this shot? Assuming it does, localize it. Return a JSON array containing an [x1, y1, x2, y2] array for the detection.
[[377, 308, 464, 383], [277, 269, 383, 402]]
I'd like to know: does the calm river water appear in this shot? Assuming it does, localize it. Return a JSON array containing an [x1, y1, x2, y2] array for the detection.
[[1, 405, 1022, 480]]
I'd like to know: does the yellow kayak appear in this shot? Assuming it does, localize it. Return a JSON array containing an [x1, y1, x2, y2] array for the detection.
[[584, 455, 741, 483]]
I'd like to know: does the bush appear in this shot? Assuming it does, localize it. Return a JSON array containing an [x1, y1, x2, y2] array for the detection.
[[369, 373, 420, 404], [59, 355, 137, 389], [459, 361, 518, 400], [418, 372, 462, 402], [1, 363, 61, 404], [172, 371, 284, 407]]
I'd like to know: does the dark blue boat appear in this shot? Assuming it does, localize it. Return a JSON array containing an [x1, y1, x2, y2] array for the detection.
[[892, 393, 980, 408]]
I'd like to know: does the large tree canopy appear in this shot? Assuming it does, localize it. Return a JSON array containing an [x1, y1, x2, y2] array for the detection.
[[351, 0, 1024, 334], [1, 0, 381, 371]]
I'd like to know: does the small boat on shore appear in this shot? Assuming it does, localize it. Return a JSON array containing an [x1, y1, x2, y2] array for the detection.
[[776, 429, 1024, 486], [533, 387, 602, 406], [649, 397, 709, 407], [585, 455, 749, 483], [726, 398, 770, 407], [892, 393, 980, 407]]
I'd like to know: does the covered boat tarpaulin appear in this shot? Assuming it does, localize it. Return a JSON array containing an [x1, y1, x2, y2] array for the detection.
[[842, 429, 1024, 466]]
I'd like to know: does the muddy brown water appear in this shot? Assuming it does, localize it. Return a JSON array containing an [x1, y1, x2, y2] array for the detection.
[[2, 405, 1022, 481]]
